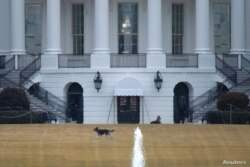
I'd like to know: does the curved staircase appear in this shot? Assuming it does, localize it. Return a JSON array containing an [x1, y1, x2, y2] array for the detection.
[[0, 55, 68, 123]]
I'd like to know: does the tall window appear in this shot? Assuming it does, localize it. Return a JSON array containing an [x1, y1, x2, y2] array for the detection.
[[72, 4, 84, 54], [118, 3, 138, 54], [214, 4, 231, 54], [172, 4, 184, 54], [25, 4, 41, 55]]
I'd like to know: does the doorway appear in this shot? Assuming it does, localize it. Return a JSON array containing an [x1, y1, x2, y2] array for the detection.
[[67, 83, 83, 123], [174, 82, 189, 123], [117, 96, 140, 123]]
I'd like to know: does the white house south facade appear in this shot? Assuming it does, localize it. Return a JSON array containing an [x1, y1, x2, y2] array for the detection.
[[0, 0, 249, 124]]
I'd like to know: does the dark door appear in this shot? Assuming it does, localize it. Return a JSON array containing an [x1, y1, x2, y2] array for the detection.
[[174, 83, 189, 123], [117, 96, 140, 123], [67, 83, 83, 123]]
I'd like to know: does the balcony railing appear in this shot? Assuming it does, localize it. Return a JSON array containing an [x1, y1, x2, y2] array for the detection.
[[0, 55, 15, 76], [58, 54, 91, 68], [20, 55, 41, 85], [242, 55, 250, 73], [216, 55, 237, 83], [0, 55, 5, 69], [110, 53, 146, 68], [222, 54, 238, 69], [18, 54, 39, 70], [166, 53, 198, 68]]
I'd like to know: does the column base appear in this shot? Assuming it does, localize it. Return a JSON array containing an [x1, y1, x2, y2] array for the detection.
[[10, 49, 26, 55], [230, 49, 245, 54], [93, 48, 110, 54], [194, 48, 211, 54], [147, 48, 164, 54], [0, 50, 10, 55], [45, 49, 62, 55]]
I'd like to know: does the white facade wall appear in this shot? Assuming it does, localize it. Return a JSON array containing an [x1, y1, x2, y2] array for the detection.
[[38, 68, 217, 124]]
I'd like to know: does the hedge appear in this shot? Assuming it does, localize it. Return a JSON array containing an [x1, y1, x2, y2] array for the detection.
[[217, 92, 249, 111], [206, 110, 250, 124], [0, 111, 47, 124], [0, 87, 30, 111]]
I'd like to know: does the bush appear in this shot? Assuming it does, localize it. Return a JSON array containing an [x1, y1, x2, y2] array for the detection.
[[217, 92, 249, 111], [206, 111, 250, 124], [0, 87, 29, 111], [0, 111, 47, 124]]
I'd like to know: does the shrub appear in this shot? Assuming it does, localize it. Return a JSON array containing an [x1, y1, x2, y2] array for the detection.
[[217, 92, 249, 111], [206, 110, 250, 124], [0, 87, 29, 111]]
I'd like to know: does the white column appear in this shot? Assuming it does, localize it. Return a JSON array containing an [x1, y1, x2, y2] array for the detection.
[[93, 0, 109, 53], [247, 0, 250, 53], [231, 0, 245, 54], [195, 0, 210, 53], [147, 0, 162, 53], [91, 0, 110, 68], [10, 0, 26, 55], [147, 0, 165, 68], [42, 0, 61, 69], [45, 0, 61, 54], [195, 0, 215, 69]]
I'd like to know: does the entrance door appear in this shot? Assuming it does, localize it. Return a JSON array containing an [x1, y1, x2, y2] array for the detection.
[[174, 83, 189, 123], [67, 83, 83, 123], [117, 96, 139, 123]]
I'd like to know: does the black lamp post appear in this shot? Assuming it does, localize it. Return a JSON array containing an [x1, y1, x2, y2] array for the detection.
[[94, 71, 102, 92], [154, 71, 163, 92]]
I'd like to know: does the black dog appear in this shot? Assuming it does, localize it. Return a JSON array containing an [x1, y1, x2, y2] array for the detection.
[[93, 127, 114, 136], [150, 116, 161, 124]]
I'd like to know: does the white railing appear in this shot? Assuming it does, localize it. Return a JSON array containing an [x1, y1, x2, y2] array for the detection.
[[18, 54, 39, 70]]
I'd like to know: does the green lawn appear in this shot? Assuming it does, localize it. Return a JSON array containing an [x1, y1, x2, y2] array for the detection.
[[0, 124, 249, 167]]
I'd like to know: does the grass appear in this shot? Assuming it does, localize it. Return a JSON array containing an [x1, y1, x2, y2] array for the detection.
[[0, 124, 249, 167]]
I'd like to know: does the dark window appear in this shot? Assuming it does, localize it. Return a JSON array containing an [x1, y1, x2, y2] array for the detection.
[[72, 4, 84, 54], [172, 4, 184, 54], [213, 4, 231, 54], [25, 4, 42, 55]]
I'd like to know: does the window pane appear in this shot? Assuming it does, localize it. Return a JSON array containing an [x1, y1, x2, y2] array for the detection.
[[213, 4, 231, 54], [118, 3, 138, 54], [172, 4, 184, 54], [72, 4, 84, 54], [25, 4, 41, 55]]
